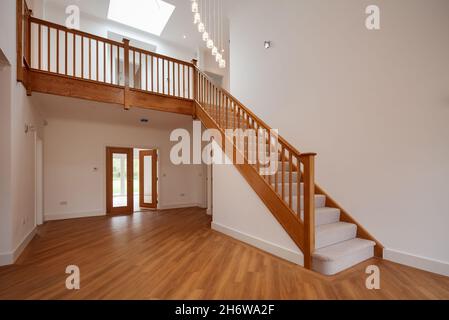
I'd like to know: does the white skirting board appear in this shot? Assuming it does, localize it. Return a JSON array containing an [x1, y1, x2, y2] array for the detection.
[[158, 203, 207, 210], [384, 248, 449, 277], [212, 222, 303, 265], [44, 210, 106, 221], [0, 228, 37, 266]]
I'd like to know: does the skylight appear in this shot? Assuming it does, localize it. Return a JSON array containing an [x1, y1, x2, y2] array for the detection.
[[107, 0, 175, 37]]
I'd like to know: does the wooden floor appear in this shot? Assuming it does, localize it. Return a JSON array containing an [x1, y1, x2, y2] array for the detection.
[[0, 207, 448, 300]]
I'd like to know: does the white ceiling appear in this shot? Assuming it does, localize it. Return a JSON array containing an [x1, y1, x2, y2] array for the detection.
[[44, 0, 203, 50], [33, 92, 193, 130]]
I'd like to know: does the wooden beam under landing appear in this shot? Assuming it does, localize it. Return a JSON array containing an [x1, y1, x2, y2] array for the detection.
[[28, 70, 194, 116]]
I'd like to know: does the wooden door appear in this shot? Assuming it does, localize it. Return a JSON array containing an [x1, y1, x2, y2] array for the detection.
[[106, 147, 134, 215], [139, 150, 158, 209]]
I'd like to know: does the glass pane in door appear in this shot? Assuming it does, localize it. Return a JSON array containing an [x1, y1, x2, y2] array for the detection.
[[143, 155, 152, 204], [113, 153, 128, 208]]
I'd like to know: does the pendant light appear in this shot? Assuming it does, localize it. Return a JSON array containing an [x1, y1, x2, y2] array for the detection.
[[194, 12, 200, 24], [191, 0, 198, 13]]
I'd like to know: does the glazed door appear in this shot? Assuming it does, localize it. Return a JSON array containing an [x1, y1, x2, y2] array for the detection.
[[139, 150, 158, 209], [106, 147, 134, 214]]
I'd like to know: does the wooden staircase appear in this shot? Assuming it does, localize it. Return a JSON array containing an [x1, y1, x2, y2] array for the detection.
[[16, 0, 383, 274]]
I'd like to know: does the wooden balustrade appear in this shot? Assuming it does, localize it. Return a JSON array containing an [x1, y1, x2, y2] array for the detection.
[[22, 14, 194, 102], [193, 68, 317, 268]]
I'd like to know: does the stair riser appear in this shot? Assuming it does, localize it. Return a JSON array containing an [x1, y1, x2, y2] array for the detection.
[[312, 246, 374, 276], [298, 209, 341, 226], [282, 195, 326, 210], [272, 183, 304, 195], [315, 224, 357, 249]]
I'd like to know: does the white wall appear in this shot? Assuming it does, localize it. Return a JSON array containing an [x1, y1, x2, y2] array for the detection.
[[41, 101, 205, 220], [0, 0, 44, 265], [212, 145, 302, 264], [226, 0, 449, 273]]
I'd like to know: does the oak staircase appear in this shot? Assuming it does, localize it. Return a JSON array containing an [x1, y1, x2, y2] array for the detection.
[[16, 0, 383, 275]]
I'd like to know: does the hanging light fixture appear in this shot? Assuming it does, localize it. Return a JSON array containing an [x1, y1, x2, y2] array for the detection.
[[191, 0, 198, 13], [219, 59, 226, 69], [194, 12, 200, 24], [212, 46, 218, 56], [207, 39, 214, 49], [215, 52, 221, 62]]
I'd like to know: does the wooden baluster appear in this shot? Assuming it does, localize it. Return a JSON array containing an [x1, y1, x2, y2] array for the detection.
[[188, 66, 191, 99], [167, 61, 171, 94], [56, 29, 59, 74], [38, 24, 41, 70], [182, 65, 185, 98], [132, 51, 135, 88], [172, 61, 175, 96], [95, 40, 98, 81], [64, 31, 70, 77], [88, 38, 91, 79], [301, 153, 316, 270], [146, 55, 148, 91], [281, 146, 285, 201], [70, 31, 76, 77], [177, 63, 180, 97], [139, 52, 142, 89], [297, 155, 301, 215], [117, 46, 120, 85], [268, 131, 272, 185], [275, 141, 279, 193], [162, 59, 165, 94], [123, 39, 130, 110], [289, 151, 293, 209], [103, 42, 106, 82], [256, 124, 260, 172], [151, 56, 154, 92], [47, 26, 50, 71], [217, 90, 220, 126], [17, 0, 23, 81], [81, 36, 84, 78], [156, 58, 159, 93], [110, 44, 113, 84]]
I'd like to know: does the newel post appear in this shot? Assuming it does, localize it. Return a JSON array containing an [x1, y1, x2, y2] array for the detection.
[[300, 153, 317, 270], [123, 38, 130, 110], [16, 0, 24, 82], [191, 59, 198, 119]]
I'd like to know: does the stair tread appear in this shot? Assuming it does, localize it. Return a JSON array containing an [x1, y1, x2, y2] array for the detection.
[[313, 238, 376, 262]]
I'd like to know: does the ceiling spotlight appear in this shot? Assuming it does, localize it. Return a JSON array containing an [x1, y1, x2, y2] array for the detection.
[[140, 118, 149, 123], [264, 41, 272, 49]]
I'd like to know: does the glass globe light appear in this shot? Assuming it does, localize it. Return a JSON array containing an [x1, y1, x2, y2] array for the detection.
[[207, 39, 214, 49], [219, 59, 226, 69], [191, 1, 198, 13], [198, 23, 205, 33], [212, 46, 218, 56], [202, 31, 209, 41], [215, 53, 222, 62], [193, 13, 201, 24]]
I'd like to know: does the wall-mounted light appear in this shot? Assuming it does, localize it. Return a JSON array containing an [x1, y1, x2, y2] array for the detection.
[[264, 41, 272, 49], [25, 124, 36, 134]]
